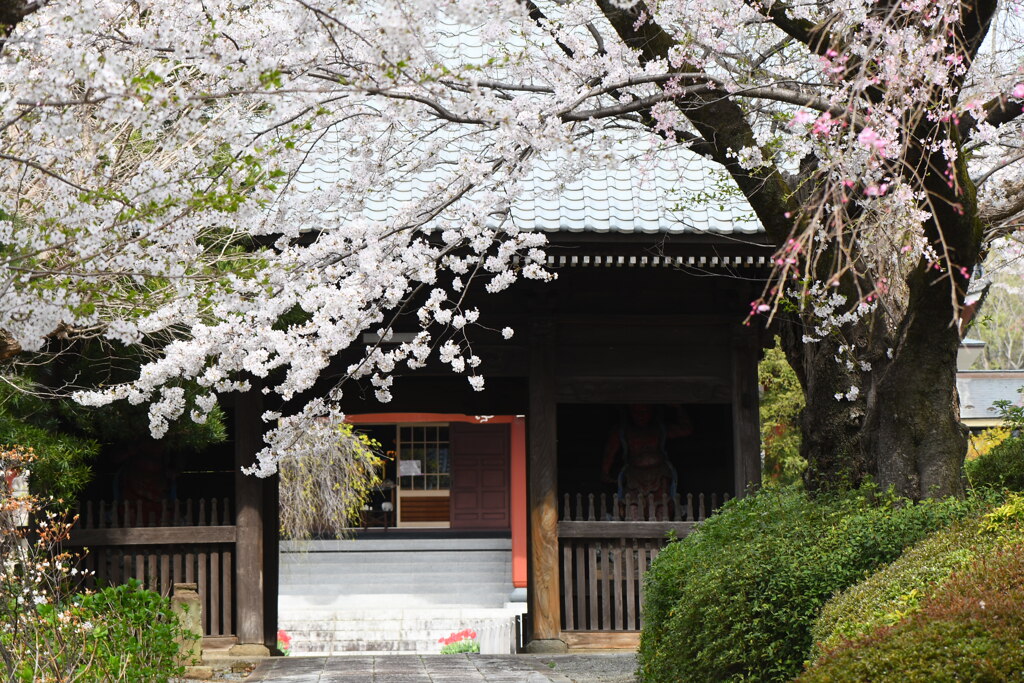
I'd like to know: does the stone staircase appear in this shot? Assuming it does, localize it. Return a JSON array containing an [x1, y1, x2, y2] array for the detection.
[[278, 537, 527, 655]]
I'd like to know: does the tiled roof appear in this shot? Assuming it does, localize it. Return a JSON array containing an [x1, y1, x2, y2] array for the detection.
[[293, 132, 761, 236], [507, 153, 760, 235], [957, 370, 1024, 424]]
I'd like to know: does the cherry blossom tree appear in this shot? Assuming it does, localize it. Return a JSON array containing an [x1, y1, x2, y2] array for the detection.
[[1, 0, 1023, 498]]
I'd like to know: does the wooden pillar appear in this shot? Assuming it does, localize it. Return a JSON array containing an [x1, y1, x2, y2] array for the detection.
[[262, 469, 280, 650], [528, 321, 562, 645], [511, 417, 528, 589], [732, 332, 762, 497], [233, 391, 266, 650]]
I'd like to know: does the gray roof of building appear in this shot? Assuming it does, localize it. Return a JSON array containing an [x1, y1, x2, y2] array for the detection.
[[506, 154, 760, 235], [957, 370, 1024, 424], [293, 132, 761, 236]]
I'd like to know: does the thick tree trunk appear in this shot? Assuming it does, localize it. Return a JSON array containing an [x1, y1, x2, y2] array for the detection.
[[781, 248, 972, 499], [783, 307, 967, 499], [864, 334, 967, 499], [780, 322, 874, 491], [859, 262, 969, 499]]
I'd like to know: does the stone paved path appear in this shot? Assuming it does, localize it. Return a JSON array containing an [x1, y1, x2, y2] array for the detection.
[[246, 654, 637, 683]]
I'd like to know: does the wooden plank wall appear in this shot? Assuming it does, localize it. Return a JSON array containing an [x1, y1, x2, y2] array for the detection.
[[558, 491, 726, 632], [399, 496, 450, 523], [69, 498, 236, 638]]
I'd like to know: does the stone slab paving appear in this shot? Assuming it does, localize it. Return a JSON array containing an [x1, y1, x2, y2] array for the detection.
[[246, 654, 638, 683]]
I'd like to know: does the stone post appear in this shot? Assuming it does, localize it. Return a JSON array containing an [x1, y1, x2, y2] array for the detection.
[[171, 583, 203, 666]]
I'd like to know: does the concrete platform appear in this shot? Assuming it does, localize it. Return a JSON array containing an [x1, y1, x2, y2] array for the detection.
[[245, 653, 638, 683]]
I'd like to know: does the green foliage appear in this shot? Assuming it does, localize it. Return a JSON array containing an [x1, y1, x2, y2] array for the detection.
[[0, 378, 97, 503], [979, 492, 1024, 534], [1, 356, 227, 504], [6, 581, 193, 682], [971, 260, 1024, 369], [637, 486, 984, 683], [48, 342, 227, 452], [992, 386, 1024, 432], [75, 580, 193, 681], [810, 492, 1015, 658], [57, 385, 227, 453], [1, 478, 192, 682], [758, 339, 806, 486], [966, 436, 1024, 491], [799, 543, 1024, 683], [439, 640, 480, 654]]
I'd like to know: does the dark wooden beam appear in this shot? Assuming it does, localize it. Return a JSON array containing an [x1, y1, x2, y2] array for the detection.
[[732, 331, 762, 497], [66, 526, 237, 546], [557, 521, 697, 538], [234, 390, 265, 647], [262, 468, 280, 650], [528, 319, 561, 642]]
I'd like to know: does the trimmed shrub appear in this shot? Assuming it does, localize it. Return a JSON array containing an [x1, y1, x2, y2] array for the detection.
[[967, 437, 1024, 491], [799, 543, 1024, 683], [811, 493, 1023, 659], [810, 497, 1017, 658], [637, 487, 983, 683]]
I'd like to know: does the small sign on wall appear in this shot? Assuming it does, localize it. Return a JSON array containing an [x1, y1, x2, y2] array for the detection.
[[398, 460, 422, 477]]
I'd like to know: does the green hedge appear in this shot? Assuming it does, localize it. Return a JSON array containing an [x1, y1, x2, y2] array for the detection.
[[637, 487, 983, 683], [798, 543, 1024, 682], [808, 520, 990, 658], [967, 437, 1024, 492], [7, 580, 194, 682], [810, 493, 1018, 658]]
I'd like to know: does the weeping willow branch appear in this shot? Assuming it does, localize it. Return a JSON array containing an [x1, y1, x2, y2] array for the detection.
[[277, 423, 385, 540]]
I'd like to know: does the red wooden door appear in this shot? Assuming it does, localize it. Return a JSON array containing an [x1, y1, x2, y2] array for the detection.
[[449, 423, 511, 529]]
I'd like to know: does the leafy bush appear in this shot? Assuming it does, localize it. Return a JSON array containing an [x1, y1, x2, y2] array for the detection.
[[810, 492, 1015, 657], [967, 426, 1011, 461], [2, 448, 193, 682], [966, 436, 1024, 491], [75, 580, 194, 680], [799, 543, 1024, 682], [637, 486, 984, 683], [5, 579, 193, 683]]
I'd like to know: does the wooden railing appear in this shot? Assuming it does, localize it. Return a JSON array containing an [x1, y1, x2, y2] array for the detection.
[[559, 491, 729, 632], [561, 490, 730, 523], [67, 498, 236, 639]]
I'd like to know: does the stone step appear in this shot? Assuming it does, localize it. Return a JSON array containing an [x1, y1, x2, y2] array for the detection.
[[280, 597, 510, 610], [278, 610, 524, 618], [278, 539, 520, 655], [280, 619, 520, 632], [281, 571, 510, 581], [280, 562, 509, 575], [280, 585, 507, 593], [280, 617, 522, 656], [281, 578, 509, 590], [280, 538, 511, 552], [280, 562, 510, 575]]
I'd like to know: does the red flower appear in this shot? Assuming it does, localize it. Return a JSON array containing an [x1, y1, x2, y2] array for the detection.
[[439, 628, 478, 646]]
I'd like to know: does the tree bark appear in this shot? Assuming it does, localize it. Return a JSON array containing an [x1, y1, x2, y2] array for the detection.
[[781, 295, 967, 499], [0, 1, 42, 52], [0, 331, 21, 363], [779, 320, 874, 492], [862, 292, 967, 499]]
